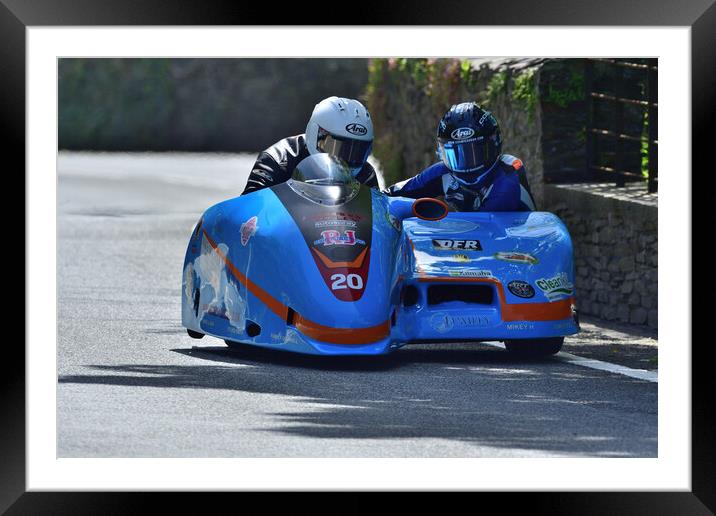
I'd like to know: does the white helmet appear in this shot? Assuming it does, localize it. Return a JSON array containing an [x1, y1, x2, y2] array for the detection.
[[305, 96, 374, 174]]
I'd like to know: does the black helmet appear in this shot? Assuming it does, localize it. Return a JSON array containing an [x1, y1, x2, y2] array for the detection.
[[436, 102, 502, 175]]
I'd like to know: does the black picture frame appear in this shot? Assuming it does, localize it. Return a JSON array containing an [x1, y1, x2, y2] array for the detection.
[[6, 0, 710, 513]]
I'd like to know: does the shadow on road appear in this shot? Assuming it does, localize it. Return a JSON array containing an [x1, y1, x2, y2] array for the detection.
[[176, 343, 560, 371], [58, 344, 657, 457]]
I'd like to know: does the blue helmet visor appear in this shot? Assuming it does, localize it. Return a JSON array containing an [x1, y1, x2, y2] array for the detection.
[[439, 138, 490, 173]]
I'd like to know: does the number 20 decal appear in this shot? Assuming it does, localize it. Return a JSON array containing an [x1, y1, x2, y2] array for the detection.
[[330, 273, 364, 290]]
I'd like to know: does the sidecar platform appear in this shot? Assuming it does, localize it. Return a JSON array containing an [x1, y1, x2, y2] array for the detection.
[[392, 211, 579, 345]]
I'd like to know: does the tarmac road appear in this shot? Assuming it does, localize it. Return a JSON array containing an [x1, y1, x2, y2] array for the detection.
[[57, 152, 657, 458]]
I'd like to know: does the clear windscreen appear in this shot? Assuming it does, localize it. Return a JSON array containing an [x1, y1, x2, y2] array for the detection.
[[288, 154, 360, 206]]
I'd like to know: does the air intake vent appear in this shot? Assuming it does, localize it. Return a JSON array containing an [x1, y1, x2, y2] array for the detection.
[[402, 285, 420, 307], [245, 321, 261, 337], [427, 284, 494, 305]]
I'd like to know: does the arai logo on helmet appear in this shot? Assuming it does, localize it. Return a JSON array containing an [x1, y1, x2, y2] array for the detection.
[[451, 127, 475, 140], [345, 123, 368, 136]]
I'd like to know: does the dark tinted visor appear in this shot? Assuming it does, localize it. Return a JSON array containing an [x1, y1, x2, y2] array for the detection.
[[317, 127, 372, 168], [439, 138, 490, 173]]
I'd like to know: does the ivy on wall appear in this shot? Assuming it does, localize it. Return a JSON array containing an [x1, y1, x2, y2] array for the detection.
[[364, 58, 547, 186], [512, 69, 538, 120]]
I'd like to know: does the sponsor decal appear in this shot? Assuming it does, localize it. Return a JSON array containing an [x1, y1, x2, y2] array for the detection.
[[387, 213, 402, 231], [535, 272, 574, 301], [451, 127, 475, 140], [505, 322, 535, 331], [494, 251, 538, 264], [479, 111, 496, 126], [448, 269, 493, 278], [433, 239, 482, 250], [507, 280, 535, 299], [345, 123, 368, 136], [310, 212, 362, 223], [314, 229, 365, 246], [240, 216, 258, 246], [431, 312, 490, 333], [453, 253, 469, 263], [314, 219, 357, 229]]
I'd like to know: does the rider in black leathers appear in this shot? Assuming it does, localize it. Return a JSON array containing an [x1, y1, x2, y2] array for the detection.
[[242, 97, 378, 195]]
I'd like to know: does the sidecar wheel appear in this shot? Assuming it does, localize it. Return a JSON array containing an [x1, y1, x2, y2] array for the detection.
[[187, 329, 204, 339], [504, 337, 564, 356]]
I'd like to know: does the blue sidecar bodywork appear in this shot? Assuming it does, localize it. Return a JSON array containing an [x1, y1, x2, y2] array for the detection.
[[182, 181, 579, 356]]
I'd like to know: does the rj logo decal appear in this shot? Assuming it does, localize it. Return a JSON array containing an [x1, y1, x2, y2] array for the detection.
[[314, 229, 366, 246]]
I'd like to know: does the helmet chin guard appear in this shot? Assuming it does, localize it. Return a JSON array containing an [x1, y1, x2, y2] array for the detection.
[[305, 96, 374, 171]]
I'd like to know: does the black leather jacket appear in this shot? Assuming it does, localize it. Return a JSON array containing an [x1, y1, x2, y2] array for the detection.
[[242, 134, 379, 195]]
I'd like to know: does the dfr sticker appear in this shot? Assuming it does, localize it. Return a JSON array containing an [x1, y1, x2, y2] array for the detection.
[[433, 239, 482, 250]]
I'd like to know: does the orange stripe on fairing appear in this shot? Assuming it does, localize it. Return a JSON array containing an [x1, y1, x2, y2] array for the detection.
[[293, 314, 390, 345], [203, 229, 288, 320], [312, 247, 368, 269], [202, 229, 390, 344], [417, 276, 574, 322]]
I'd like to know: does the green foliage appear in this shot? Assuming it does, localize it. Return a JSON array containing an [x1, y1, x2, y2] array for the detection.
[[58, 58, 370, 151], [364, 57, 465, 185], [485, 71, 508, 106], [459, 60, 479, 91], [542, 67, 585, 108], [512, 68, 538, 120], [641, 111, 650, 178]]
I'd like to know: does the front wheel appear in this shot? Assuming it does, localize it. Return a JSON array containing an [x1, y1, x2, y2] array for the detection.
[[504, 337, 564, 356]]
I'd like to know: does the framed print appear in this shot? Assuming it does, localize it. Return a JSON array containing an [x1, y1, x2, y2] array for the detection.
[[6, 0, 711, 513]]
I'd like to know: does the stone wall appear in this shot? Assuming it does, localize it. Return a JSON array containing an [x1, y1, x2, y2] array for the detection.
[[545, 184, 657, 329]]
